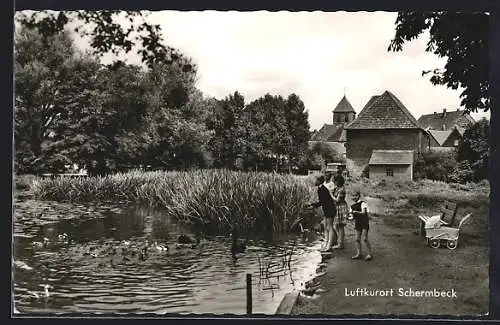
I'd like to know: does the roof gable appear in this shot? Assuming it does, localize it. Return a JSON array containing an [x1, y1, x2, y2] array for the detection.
[[332, 95, 355, 113], [346, 91, 419, 129], [417, 109, 475, 130], [369, 150, 414, 165], [428, 129, 453, 146]]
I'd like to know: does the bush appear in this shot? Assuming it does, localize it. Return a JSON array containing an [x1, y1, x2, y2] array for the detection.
[[413, 150, 457, 182], [449, 161, 476, 184]]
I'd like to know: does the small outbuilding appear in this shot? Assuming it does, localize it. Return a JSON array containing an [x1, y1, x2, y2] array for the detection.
[[368, 150, 414, 181]]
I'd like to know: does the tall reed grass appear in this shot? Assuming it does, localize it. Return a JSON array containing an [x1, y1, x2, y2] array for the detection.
[[30, 170, 317, 235], [26, 170, 490, 235]]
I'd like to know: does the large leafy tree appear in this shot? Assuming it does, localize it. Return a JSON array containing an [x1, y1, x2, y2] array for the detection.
[[15, 26, 152, 175], [49, 62, 150, 175], [283, 94, 310, 170], [206, 92, 246, 169], [139, 63, 213, 170], [388, 12, 489, 112], [15, 10, 193, 70], [241, 95, 288, 171], [239, 94, 310, 172], [14, 27, 83, 173]]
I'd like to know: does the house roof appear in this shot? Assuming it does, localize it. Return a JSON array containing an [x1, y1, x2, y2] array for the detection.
[[428, 129, 453, 146], [310, 124, 340, 141], [369, 150, 414, 165], [417, 109, 475, 130], [332, 95, 355, 113], [345, 91, 420, 129], [310, 123, 347, 142]]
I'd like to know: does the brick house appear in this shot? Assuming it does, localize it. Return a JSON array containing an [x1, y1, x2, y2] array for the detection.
[[345, 90, 430, 176], [368, 150, 414, 181], [417, 109, 475, 131]]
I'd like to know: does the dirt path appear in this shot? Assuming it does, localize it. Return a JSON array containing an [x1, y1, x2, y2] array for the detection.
[[290, 197, 489, 316]]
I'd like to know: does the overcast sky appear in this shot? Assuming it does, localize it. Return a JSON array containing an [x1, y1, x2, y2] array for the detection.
[[36, 10, 492, 131]]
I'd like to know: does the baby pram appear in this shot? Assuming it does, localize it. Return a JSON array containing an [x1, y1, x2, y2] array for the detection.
[[421, 213, 472, 250]]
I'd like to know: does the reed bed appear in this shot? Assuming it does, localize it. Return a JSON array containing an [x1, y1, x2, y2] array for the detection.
[[29, 169, 316, 235], [25, 170, 489, 234]]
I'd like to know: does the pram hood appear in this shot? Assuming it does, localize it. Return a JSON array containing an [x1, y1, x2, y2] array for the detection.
[[424, 215, 442, 229]]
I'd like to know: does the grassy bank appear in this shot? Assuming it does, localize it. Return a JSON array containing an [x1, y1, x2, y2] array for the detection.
[[26, 170, 317, 235], [345, 177, 490, 205]]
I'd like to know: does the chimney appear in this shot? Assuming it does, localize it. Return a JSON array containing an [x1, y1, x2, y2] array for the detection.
[[433, 112, 436, 116], [442, 124, 446, 131], [443, 108, 447, 117]]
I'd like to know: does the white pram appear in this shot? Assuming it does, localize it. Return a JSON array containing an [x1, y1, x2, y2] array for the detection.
[[420, 213, 472, 250]]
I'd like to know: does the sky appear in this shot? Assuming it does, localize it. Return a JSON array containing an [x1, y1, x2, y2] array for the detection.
[[24, 10, 491, 131]]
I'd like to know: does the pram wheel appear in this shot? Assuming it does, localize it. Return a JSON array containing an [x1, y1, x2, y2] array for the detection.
[[429, 238, 440, 248], [446, 240, 458, 250]]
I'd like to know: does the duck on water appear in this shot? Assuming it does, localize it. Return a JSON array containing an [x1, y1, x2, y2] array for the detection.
[[230, 228, 248, 256], [176, 232, 204, 249], [27, 284, 52, 300]]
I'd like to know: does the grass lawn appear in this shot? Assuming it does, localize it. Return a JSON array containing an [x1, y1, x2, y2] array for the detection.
[[290, 193, 489, 316]]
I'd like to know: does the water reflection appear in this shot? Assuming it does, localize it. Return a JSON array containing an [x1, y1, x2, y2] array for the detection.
[[13, 199, 322, 315]]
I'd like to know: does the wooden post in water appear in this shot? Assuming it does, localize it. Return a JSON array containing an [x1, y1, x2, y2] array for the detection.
[[246, 273, 252, 315]]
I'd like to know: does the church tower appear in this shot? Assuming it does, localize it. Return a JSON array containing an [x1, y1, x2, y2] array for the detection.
[[332, 95, 356, 125]]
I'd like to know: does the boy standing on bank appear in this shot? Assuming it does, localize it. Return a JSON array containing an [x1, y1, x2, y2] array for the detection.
[[348, 191, 373, 261]]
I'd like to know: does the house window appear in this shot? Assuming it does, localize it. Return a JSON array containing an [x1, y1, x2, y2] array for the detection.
[[454, 140, 459, 146], [345, 115, 349, 122], [337, 115, 341, 123], [386, 168, 394, 177]]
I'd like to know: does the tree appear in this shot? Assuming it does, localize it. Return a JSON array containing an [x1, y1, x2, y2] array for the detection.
[[389, 12, 489, 112], [283, 94, 311, 169], [455, 118, 489, 182], [14, 27, 83, 173], [15, 10, 193, 70], [241, 94, 290, 172], [15, 25, 156, 175], [206, 92, 246, 169], [139, 63, 213, 170], [41, 59, 150, 176]]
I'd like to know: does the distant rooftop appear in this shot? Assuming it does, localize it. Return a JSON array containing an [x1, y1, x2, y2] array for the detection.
[[417, 109, 475, 130]]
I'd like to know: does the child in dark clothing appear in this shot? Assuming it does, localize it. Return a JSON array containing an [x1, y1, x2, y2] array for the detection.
[[348, 191, 373, 261], [309, 175, 337, 252]]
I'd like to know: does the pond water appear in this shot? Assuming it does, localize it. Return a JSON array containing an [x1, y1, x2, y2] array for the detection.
[[13, 199, 323, 315]]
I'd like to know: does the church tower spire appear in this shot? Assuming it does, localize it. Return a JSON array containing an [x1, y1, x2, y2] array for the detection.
[[332, 94, 356, 125]]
